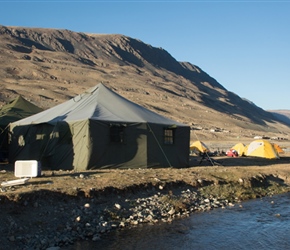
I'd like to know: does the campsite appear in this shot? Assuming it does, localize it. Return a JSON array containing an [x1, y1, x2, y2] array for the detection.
[[1, 85, 290, 249]]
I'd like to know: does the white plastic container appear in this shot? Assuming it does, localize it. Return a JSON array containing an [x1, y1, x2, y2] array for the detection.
[[14, 160, 41, 178]]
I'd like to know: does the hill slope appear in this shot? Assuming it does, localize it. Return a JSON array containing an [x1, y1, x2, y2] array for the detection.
[[0, 25, 289, 141], [268, 110, 290, 126]]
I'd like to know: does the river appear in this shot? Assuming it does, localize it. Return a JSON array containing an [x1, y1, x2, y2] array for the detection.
[[66, 193, 290, 250]]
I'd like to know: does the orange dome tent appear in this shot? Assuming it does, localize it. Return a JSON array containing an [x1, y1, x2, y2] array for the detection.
[[272, 143, 284, 154]]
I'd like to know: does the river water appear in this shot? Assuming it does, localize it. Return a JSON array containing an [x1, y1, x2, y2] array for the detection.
[[67, 193, 290, 250]]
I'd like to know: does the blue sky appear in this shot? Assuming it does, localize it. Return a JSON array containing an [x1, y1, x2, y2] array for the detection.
[[1, 0, 290, 110]]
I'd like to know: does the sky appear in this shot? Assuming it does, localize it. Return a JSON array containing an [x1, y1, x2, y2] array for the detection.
[[1, 0, 290, 110]]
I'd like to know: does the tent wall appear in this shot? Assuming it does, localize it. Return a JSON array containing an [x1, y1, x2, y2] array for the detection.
[[0, 127, 9, 160], [9, 123, 53, 164], [9, 121, 190, 170], [147, 123, 190, 168], [86, 121, 147, 169], [9, 121, 81, 170], [70, 120, 90, 171], [86, 122, 189, 169], [9, 121, 149, 170]]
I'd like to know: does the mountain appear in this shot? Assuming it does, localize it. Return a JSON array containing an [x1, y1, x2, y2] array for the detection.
[[268, 110, 290, 126], [0, 25, 289, 141]]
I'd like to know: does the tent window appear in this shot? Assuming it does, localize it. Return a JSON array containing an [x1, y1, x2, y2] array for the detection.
[[164, 128, 175, 145], [110, 125, 124, 143]]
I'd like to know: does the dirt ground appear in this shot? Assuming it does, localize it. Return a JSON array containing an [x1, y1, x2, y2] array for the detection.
[[1, 150, 290, 200]]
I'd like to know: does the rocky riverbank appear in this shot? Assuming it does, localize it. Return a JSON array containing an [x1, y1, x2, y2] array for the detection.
[[1, 155, 290, 249], [0, 182, 232, 250]]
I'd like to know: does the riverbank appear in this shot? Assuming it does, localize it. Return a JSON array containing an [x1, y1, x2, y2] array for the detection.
[[1, 154, 290, 250]]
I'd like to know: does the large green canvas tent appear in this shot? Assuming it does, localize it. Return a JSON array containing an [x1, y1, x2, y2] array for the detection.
[[9, 84, 190, 170], [0, 95, 42, 160]]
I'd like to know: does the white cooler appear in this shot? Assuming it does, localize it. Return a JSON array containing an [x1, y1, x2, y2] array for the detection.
[[14, 160, 42, 178]]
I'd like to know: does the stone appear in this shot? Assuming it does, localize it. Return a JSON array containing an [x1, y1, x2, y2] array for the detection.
[[115, 203, 121, 210]]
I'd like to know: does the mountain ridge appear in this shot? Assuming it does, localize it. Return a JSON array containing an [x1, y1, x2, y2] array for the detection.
[[0, 24, 289, 140]]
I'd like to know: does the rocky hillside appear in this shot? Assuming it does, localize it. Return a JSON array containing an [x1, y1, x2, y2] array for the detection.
[[0, 25, 289, 141]]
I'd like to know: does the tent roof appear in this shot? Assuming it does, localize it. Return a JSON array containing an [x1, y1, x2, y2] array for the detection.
[[0, 95, 42, 128], [11, 84, 187, 126]]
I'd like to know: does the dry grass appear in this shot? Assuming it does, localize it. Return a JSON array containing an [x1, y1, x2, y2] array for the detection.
[[1, 150, 290, 202]]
